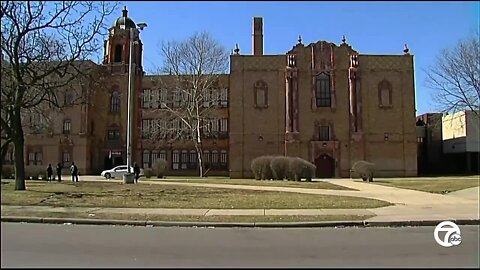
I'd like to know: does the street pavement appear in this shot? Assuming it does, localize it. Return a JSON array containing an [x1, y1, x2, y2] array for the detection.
[[1, 222, 479, 268]]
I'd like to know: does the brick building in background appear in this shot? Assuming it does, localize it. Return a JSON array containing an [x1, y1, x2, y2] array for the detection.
[[7, 7, 418, 178]]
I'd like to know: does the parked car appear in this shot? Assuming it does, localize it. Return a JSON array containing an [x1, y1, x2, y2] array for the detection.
[[101, 165, 144, 179]]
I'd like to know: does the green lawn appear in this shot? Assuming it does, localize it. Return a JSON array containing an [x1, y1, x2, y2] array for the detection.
[[1, 180, 390, 209], [159, 178, 356, 191], [0, 209, 373, 223], [373, 177, 480, 194]]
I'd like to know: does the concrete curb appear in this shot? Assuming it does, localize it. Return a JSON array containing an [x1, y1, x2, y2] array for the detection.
[[2, 216, 479, 228]]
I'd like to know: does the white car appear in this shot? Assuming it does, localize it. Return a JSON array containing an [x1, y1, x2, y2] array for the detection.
[[101, 165, 144, 179]]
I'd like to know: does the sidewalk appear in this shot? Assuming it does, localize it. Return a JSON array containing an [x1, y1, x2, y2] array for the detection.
[[2, 177, 479, 227]]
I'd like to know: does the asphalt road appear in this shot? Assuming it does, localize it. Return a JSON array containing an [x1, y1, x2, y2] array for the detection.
[[1, 223, 479, 268]]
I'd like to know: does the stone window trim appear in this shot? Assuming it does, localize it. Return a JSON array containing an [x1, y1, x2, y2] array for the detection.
[[253, 80, 268, 109], [312, 119, 335, 141], [63, 119, 72, 134], [314, 72, 331, 108], [378, 79, 393, 108]]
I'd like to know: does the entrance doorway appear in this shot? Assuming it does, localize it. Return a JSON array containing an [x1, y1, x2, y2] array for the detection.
[[315, 154, 335, 178]]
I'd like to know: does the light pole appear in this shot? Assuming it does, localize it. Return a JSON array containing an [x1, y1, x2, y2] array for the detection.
[[124, 22, 147, 184]]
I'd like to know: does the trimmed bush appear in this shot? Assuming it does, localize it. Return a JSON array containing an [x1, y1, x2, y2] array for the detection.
[[1, 165, 14, 179], [251, 155, 274, 180], [351, 160, 376, 182], [270, 156, 290, 180], [153, 159, 167, 178], [288, 157, 316, 182], [144, 168, 153, 178]]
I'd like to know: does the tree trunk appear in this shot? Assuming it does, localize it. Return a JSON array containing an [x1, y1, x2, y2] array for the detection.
[[13, 109, 26, 190], [195, 143, 204, 178]]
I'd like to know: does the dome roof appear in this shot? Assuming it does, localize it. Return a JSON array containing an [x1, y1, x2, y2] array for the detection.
[[113, 6, 136, 29]]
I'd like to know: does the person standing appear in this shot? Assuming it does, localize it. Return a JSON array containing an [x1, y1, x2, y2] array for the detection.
[[56, 163, 62, 182], [70, 162, 79, 182], [46, 164, 53, 182], [133, 162, 140, 183]]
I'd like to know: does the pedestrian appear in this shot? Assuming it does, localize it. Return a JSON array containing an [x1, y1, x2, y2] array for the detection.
[[133, 162, 140, 183], [56, 162, 62, 182], [46, 164, 53, 182], [70, 161, 79, 182]]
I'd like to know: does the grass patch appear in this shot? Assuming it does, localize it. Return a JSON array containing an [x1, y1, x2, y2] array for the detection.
[[374, 177, 480, 194], [159, 178, 356, 191], [1, 180, 390, 209], [0, 209, 374, 223]]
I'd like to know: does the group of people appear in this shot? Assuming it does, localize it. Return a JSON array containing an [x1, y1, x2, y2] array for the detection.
[[46, 162, 141, 183], [46, 162, 79, 182]]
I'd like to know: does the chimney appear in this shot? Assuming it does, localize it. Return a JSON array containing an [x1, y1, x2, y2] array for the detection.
[[252, 17, 263, 55]]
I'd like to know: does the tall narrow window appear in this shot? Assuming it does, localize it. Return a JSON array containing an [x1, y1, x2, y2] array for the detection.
[[220, 150, 228, 168], [315, 73, 331, 107], [64, 91, 73, 106], [254, 80, 268, 108], [181, 150, 188, 170], [211, 150, 219, 169], [110, 91, 120, 113], [114, 45, 122, 62], [173, 90, 181, 108], [62, 151, 70, 165], [63, 119, 71, 134], [220, 88, 228, 107], [189, 150, 197, 169], [203, 89, 210, 108], [160, 88, 167, 108], [159, 150, 167, 161], [172, 150, 180, 170], [143, 89, 151, 108], [142, 150, 150, 168], [319, 126, 330, 141], [151, 150, 159, 166], [203, 150, 211, 168], [28, 152, 35, 165]]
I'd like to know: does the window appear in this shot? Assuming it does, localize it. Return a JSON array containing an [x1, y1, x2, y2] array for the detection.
[[142, 150, 150, 169], [220, 118, 228, 134], [254, 80, 268, 108], [159, 150, 167, 161], [143, 89, 151, 108], [203, 150, 211, 168], [220, 150, 228, 168], [114, 44, 122, 62], [211, 89, 219, 106], [28, 152, 35, 165], [220, 88, 228, 107], [110, 91, 120, 113], [63, 119, 71, 134], [35, 152, 43, 166], [64, 92, 73, 106], [62, 151, 70, 165], [142, 119, 151, 138], [5, 149, 14, 164], [315, 73, 331, 107], [189, 150, 197, 169], [107, 129, 120, 140], [211, 150, 219, 169], [203, 89, 210, 108], [160, 89, 167, 108], [172, 150, 180, 170], [181, 150, 188, 170], [378, 80, 392, 107], [319, 126, 330, 141], [173, 90, 181, 108], [151, 150, 159, 166], [211, 118, 219, 133]]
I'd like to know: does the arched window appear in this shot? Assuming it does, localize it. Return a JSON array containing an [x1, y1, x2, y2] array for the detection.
[[378, 79, 392, 108], [189, 150, 197, 169], [159, 150, 167, 161], [220, 150, 228, 168], [181, 150, 188, 170], [151, 150, 159, 166], [114, 45, 122, 62], [254, 80, 268, 108], [315, 73, 331, 107], [211, 150, 219, 169], [110, 91, 120, 113]]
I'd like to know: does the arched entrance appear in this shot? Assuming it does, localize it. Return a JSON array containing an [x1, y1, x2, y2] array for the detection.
[[315, 154, 335, 178]]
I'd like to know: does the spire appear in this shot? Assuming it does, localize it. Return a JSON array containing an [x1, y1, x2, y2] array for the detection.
[[234, 43, 240, 55], [122, 6, 128, 17], [342, 35, 346, 44], [298, 35, 302, 45]]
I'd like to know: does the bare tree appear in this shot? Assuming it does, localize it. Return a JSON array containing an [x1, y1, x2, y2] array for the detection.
[[426, 36, 480, 116], [0, 1, 118, 190], [146, 31, 229, 177]]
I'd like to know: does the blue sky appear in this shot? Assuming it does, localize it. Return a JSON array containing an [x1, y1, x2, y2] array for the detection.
[[111, 1, 479, 116]]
